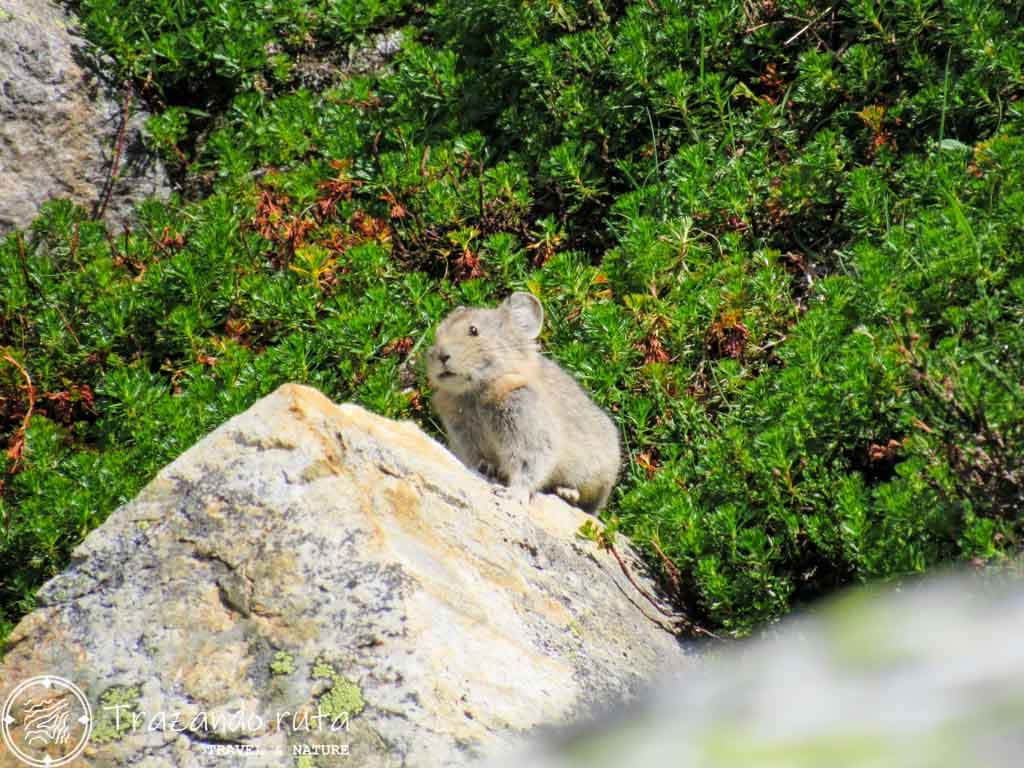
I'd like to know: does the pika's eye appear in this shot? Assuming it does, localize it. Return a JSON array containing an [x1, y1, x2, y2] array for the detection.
[[468, 325, 479, 337]]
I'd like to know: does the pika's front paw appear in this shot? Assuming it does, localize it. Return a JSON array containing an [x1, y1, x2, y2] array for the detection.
[[554, 486, 581, 505], [476, 460, 499, 480]]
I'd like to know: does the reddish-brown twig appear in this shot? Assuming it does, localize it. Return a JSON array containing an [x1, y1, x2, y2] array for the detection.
[[2, 352, 35, 475], [605, 538, 721, 641], [94, 81, 133, 221]]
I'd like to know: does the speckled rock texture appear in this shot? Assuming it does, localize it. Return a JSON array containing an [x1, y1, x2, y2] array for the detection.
[[0, 383, 687, 767], [494, 573, 1024, 768], [0, 0, 171, 234]]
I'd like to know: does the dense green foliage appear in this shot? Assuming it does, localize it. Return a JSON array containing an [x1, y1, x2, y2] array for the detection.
[[3, 0, 1023, 643]]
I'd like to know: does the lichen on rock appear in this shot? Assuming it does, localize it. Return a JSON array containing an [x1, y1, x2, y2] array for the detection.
[[271, 651, 297, 676], [91, 685, 141, 744]]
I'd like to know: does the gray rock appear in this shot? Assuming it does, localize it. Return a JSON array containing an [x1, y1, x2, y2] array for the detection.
[[351, 29, 404, 74], [0, 0, 171, 234], [290, 29, 404, 90], [494, 573, 1024, 768], [0, 384, 688, 767]]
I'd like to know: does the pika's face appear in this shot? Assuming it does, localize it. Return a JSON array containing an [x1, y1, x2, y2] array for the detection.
[[427, 292, 544, 395]]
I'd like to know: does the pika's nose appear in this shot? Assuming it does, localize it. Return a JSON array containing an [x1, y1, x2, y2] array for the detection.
[[439, 351, 451, 364]]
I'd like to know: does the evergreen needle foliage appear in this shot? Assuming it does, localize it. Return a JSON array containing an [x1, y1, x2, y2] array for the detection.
[[2, 0, 1023, 643]]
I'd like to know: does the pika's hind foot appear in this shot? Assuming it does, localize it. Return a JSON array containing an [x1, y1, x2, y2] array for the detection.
[[554, 486, 580, 505]]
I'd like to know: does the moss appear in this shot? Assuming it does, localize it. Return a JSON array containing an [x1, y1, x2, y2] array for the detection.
[[91, 685, 141, 743], [270, 650, 296, 676]]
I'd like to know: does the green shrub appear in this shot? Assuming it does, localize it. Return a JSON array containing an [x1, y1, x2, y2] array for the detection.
[[2, 0, 1022, 645]]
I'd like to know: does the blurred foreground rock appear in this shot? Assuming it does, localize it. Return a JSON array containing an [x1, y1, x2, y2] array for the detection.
[[0, 0, 171, 234], [0, 384, 686, 767], [495, 573, 1024, 768]]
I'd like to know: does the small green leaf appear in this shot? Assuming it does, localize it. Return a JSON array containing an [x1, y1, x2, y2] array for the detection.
[[939, 139, 971, 152]]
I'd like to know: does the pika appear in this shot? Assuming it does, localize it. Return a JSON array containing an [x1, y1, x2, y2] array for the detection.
[[427, 292, 620, 513]]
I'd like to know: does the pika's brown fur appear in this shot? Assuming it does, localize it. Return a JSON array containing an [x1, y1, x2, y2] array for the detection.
[[427, 292, 620, 513]]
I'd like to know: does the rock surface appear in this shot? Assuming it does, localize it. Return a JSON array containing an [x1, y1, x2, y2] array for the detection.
[[0, 0, 171, 234], [0, 384, 687, 767], [292, 29, 404, 90], [495, 573, 1024, 768]]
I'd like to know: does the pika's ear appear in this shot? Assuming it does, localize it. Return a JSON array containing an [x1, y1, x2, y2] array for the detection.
[[501, 292, 543, 339]]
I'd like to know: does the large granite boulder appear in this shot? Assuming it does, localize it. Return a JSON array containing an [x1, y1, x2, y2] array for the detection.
[[0, 0, 171, 234], [0, 384, 687, 767]]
